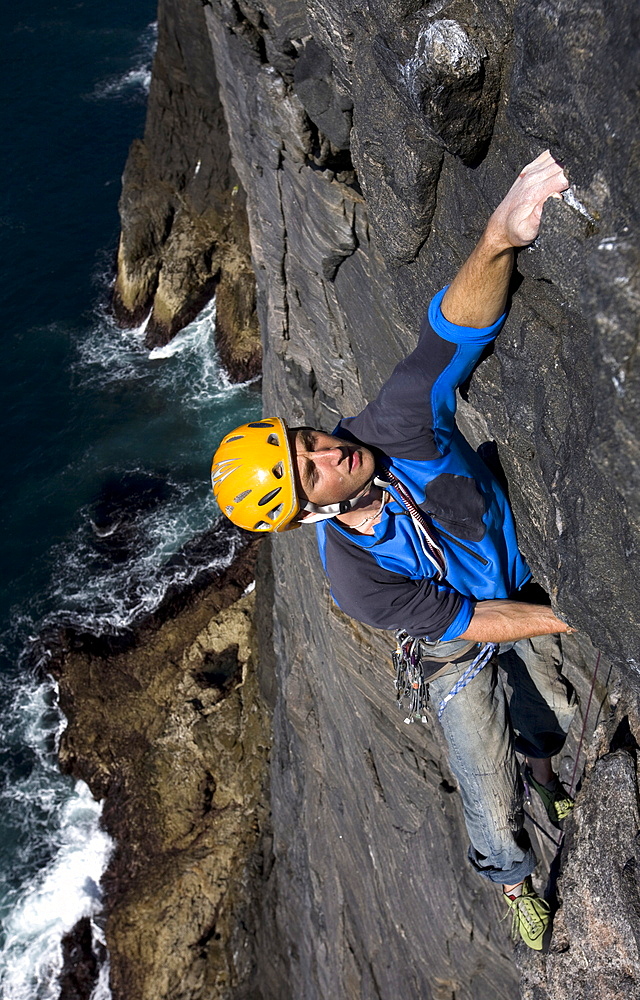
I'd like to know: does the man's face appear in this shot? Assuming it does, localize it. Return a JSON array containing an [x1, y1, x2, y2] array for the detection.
[[291, 428, 376, 508]]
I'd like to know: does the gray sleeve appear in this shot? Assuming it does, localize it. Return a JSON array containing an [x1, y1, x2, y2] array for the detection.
[[338, 292, 502, 462], [324, 526, 473, 641], [338, 316, 457, 461]]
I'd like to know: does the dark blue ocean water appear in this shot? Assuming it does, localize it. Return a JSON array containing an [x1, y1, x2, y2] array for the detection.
[[0, 3, 259, 994]]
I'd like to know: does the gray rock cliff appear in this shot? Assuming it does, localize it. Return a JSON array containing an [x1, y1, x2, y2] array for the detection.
[[94, 0, 640, 997]]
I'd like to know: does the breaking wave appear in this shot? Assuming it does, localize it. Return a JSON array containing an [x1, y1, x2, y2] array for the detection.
[[0, 671, 112, 1000], [92, 21, 157, 100], [76, 297, 258, 405]]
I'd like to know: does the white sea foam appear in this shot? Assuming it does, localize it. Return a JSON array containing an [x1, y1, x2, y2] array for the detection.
[[97, 65, 152, 97], [0, 300, 257, 997], [0, 675, 113, 999], [90, 949, 112, 1000], [75, 295, 259, 408], [148, 300, 218, 360], [48, 482, 243, 634], [2, 259, 257, 1000], [73, 304, 151, 385], [0, 782, 112, 1000], [92, 22, 157, 100], [148, 299, 260, 399], [0, 16, 255, 999]]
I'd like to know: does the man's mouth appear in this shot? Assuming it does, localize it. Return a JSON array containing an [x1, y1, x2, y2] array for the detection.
[[349, 449, 360, 471]]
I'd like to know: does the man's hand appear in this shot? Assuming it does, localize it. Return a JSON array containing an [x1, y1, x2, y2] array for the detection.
[[441, 150, 569, 329], [487, 150, 569, 251]]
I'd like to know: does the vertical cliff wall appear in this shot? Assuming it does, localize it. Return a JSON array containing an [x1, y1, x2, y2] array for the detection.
[[109, 1, 640, 997]]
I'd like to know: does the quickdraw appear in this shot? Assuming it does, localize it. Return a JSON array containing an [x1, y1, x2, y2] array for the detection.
[[393, 631, 429, 725]]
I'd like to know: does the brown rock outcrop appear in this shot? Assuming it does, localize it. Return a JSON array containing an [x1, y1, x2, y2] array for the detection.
[[53, 538, 270, 1000], [112, 0, 260, 380]]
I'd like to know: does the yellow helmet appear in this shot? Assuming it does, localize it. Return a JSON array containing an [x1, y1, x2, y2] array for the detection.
[[211, 418, 299, 532]]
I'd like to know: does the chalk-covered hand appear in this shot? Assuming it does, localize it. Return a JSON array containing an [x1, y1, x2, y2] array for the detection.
[[488, 150, 569, 250]]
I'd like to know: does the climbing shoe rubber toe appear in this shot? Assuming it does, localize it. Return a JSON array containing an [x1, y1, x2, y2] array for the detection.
[[525, 768, 574, 827], [504, 877, 551, 951]]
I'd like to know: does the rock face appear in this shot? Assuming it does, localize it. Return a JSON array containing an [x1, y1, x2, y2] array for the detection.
[[97, 0, 640, 997], [520, 709, 640, 1000], [57, 917, 106, 1000], [113, 0, 260, 378]]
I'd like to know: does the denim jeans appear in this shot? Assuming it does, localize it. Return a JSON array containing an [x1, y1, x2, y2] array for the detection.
[[425, 634, 576, 884]]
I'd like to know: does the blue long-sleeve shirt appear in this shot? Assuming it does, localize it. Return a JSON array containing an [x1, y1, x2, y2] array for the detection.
[[315, 288, 531, 641]]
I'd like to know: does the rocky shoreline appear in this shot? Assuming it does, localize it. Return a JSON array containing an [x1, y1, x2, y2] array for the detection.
[[112, 0, 261, 381], [51, 531, 271, 1000]]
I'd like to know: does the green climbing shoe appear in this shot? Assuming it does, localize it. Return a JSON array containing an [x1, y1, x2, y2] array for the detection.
[[504, 878, 551, 951], [525, 768, 574, 827]]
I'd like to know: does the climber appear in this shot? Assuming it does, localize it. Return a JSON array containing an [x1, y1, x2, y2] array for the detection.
[[210, 150, 577, 950]]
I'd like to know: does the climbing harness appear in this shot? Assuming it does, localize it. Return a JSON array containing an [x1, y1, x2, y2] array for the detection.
[[377, 469, 447, 579], [393, 631, 497, 724], [435, 642, 497, 719]]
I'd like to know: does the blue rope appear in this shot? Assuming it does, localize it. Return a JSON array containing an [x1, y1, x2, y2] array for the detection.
[[436, 642, 497, 720]]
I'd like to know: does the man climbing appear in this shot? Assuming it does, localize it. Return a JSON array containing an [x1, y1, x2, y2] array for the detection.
[[210, 150, 577, 950]]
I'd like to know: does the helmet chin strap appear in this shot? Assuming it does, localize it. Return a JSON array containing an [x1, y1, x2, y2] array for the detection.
[[299, 476, 387, 525]]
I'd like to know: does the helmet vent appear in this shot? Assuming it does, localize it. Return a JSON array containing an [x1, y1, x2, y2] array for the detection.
[[248, 421, 273, 429], [225, 434, 244, 443], [266, 433, 280, 446], [267, 503, 284, 520], [258, 487, 281, 506], [225, 505, 234, 515], [272, 461, 284, 479], [234, 489, 252, 503], [254, 521, 270, 531]]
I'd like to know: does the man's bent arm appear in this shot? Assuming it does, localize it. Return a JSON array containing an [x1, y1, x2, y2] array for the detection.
[[458, 600, 573, 643], [441, 151, 568, 329]]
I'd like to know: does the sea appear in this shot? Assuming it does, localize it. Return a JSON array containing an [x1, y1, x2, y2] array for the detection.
[[0, 3, 260, 996]]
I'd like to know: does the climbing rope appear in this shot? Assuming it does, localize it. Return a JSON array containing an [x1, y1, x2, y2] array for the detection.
[[436, 642, 497, 719], [568, 649, 602, 797], [378, 469, 447, 579]]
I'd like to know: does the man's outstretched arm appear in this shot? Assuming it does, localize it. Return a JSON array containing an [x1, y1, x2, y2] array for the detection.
[[441, 151, 568, 329], [458, 600, 574, 642], [441, 151, 573, 643]]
